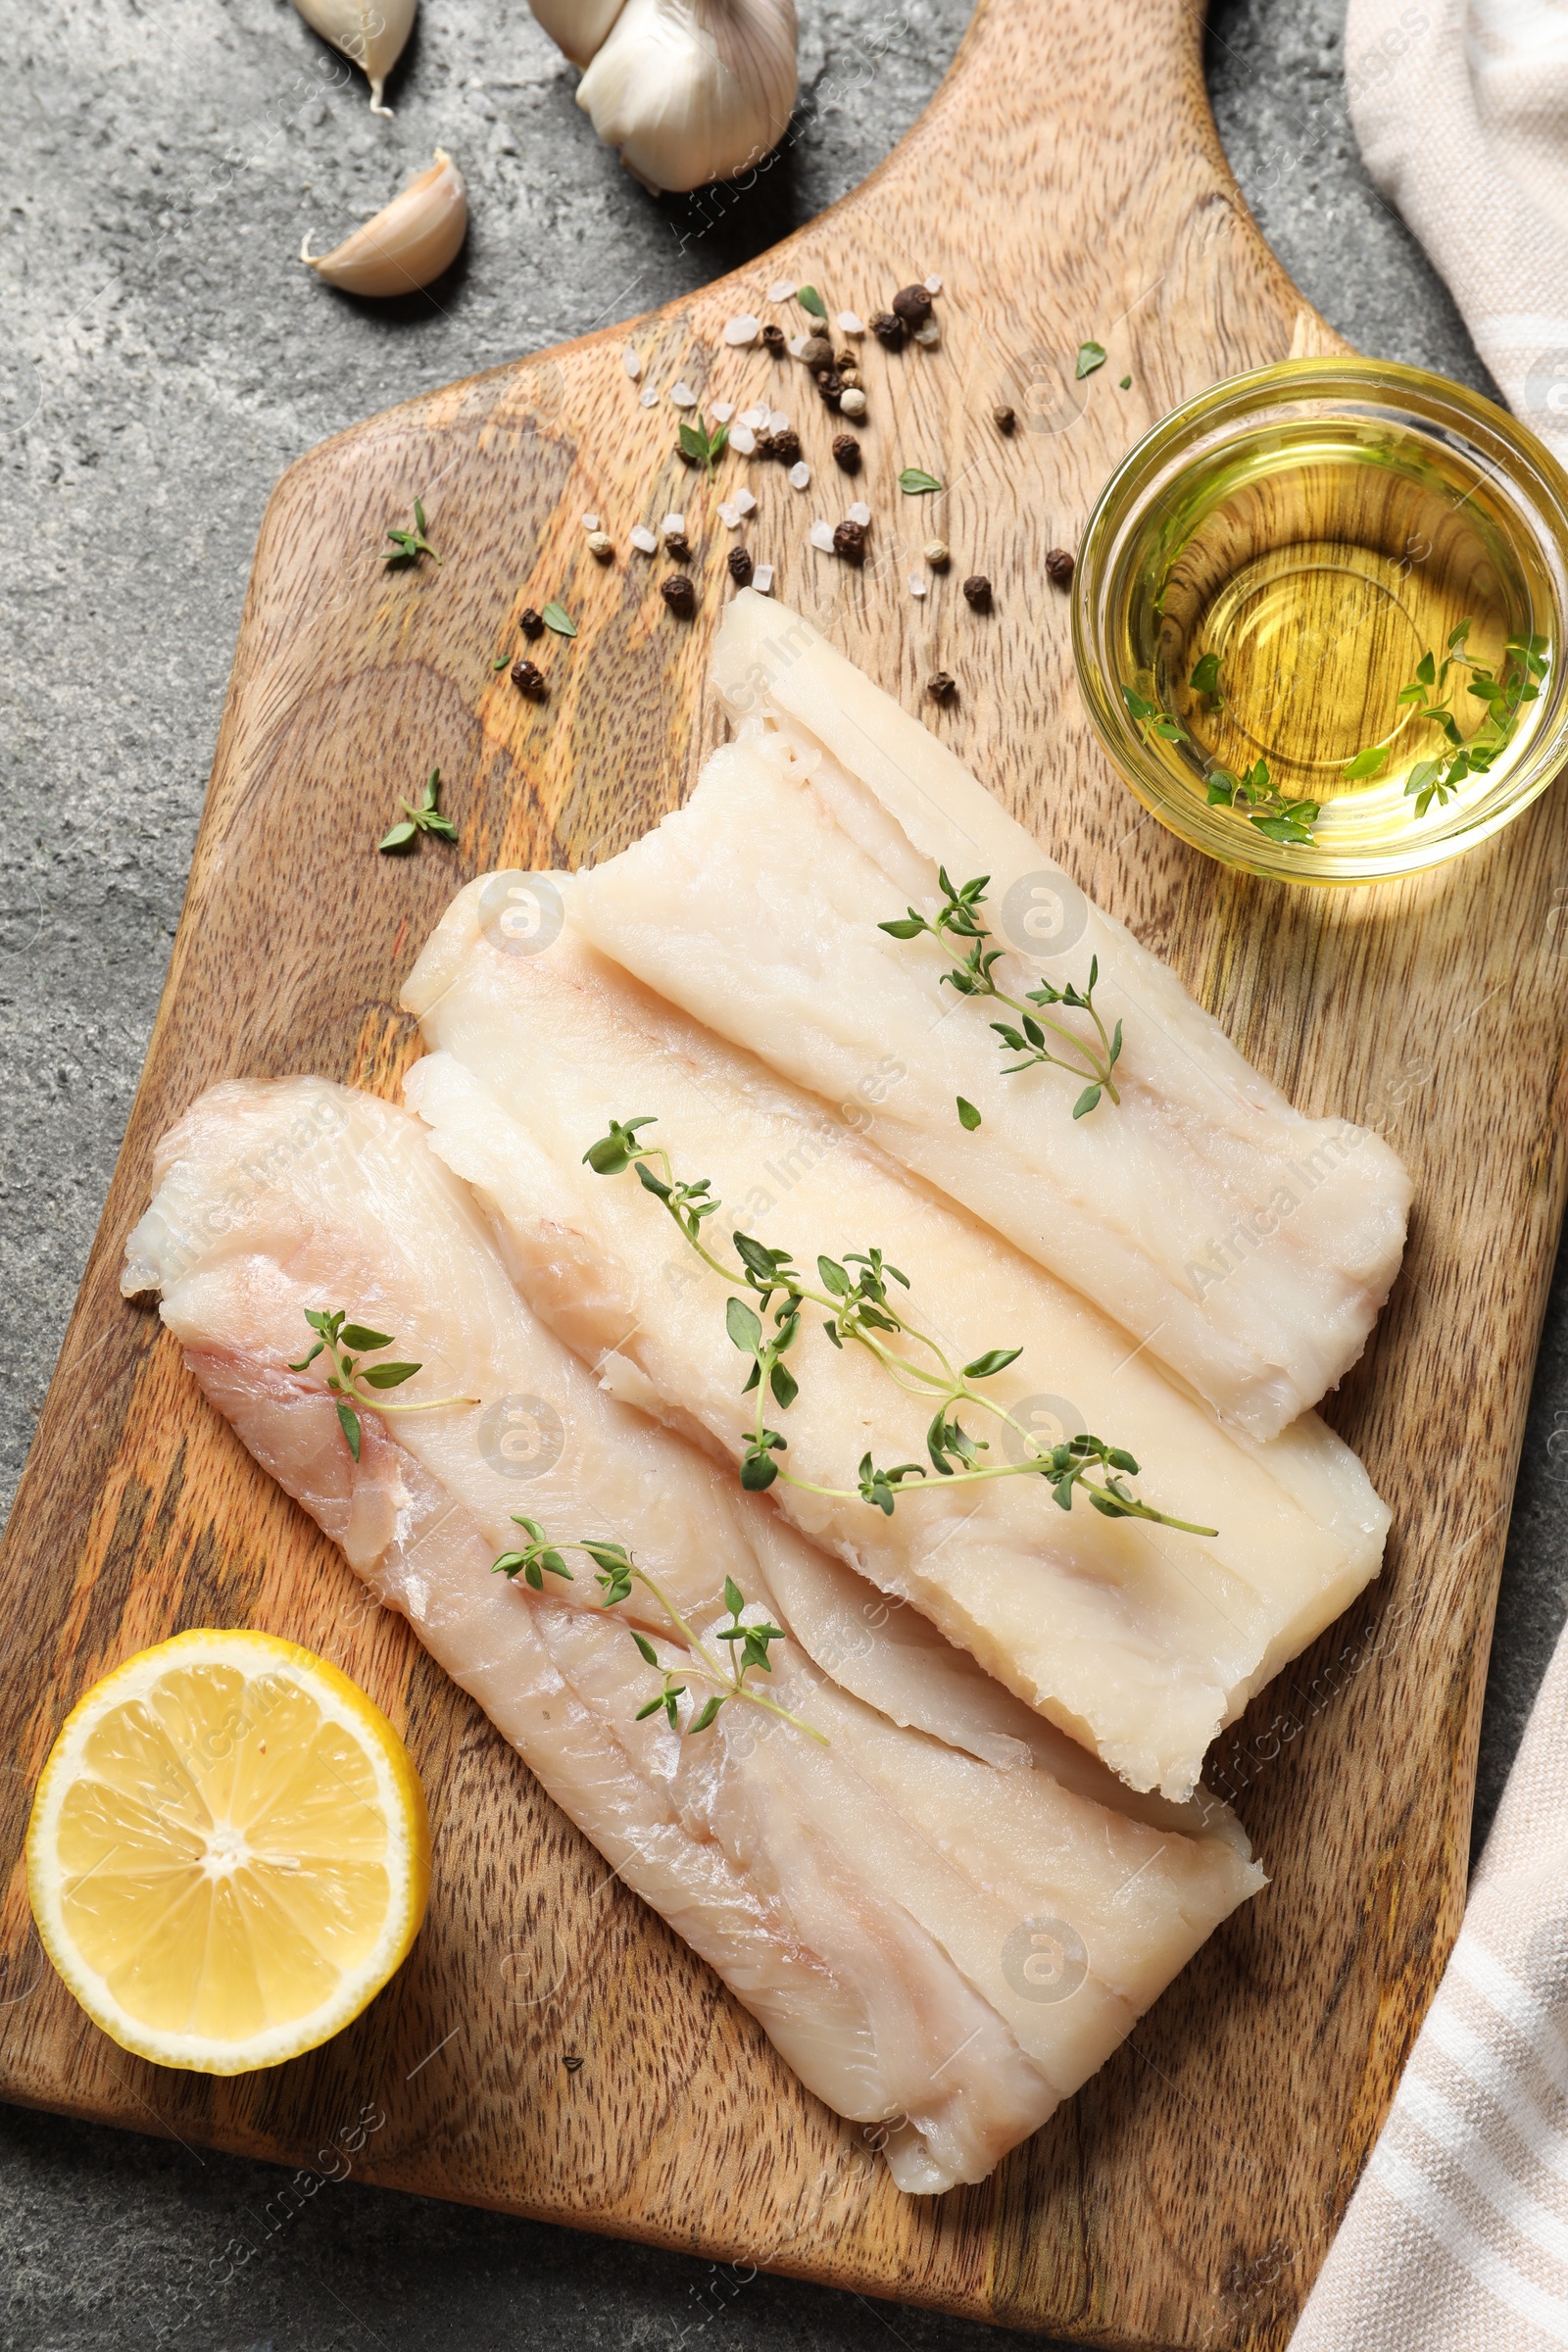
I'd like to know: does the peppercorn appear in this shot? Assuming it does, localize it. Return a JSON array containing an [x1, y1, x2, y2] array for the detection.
[[800, 333, 834, 370], [519, 607, 545, 639], [835, 351, 858, 372], [927, 671, 956, 702], [761, 323, 786, 355], [771, 428, 802, 466], [832, 433, 861, 472], [839, 367, 862, 392], [962, 573, 992, 610], [587, 529, 614, 561], [754, 432, 775, 459], [923, 537, 950, 568], [992, 404, 1016, 434], [815, 368, 844, 409], [662, 574, 696, 616], [833, 518, 867, 564], [838, 388, 867, 419], [870, 311, 906, 348], [1045, 547, 1075, 587], [727, 546, 755, 587], [663, 531, 692, 563], [892, 283, 933, 327], [511, 658, 548, 700]]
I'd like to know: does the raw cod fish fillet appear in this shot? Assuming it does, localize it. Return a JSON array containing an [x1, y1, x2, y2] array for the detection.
[[122, 1076, 1263, 2193], [565, 589, 1413, 1443], [401, 887, 1390, 1800]]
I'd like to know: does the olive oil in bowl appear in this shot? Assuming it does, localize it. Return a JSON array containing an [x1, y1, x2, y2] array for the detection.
[[1073, 362, 1568, 885]]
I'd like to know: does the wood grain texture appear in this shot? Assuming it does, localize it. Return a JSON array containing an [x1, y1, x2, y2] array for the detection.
[[2, 0, 1566, 2342]]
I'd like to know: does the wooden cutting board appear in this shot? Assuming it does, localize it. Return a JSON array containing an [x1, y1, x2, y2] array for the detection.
[[4, 0, 1566, 2341]]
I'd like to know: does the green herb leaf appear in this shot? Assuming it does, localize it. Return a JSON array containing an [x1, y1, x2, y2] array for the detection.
[[541, 601, 577, 638], [726, 1297, 763, 1353], [962, 1346, 1021, 1380], [688, 1694, 725, 1733], [340, 1325, 395, 1352], [898, 467, 944, 495], [360, 1361, 421, 1390], [1341, 746, 1388, 779], [1189, 652, 1221, 697], [378, 819, 416, 852], [1118, 373, 1132, 389], [336, 1399, 362, 1460], [1075, 341, 1106, 379], [797, 285, 827, 318], [956, 1096, 982, 1131]]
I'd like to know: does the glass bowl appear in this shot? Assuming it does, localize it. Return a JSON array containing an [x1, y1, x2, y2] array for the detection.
[[1070, 358, 1568, 886]]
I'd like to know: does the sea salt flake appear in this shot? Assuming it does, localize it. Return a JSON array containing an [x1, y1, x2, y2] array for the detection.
[[767, 411, 790, 435], [662, 512, 687, 535], [581, 512, 600, 531], [848, 500, 871, 526], [622, 345, 643, 379], [734, 487, 757, 516], [924, 273, 942, 293], [722, 316, 760, 346], [809, 519, 836, 553], [710, 400, 736, 423], [767, 279, 796, 303], [640, 387, 659, 407], [789, 462, 810, 490], [912, 319, 940, 347], [909, 574, 928, 597], [740, 406, 769, 429], [754, 564, 775, 593], [729, 425, 758, 456], [836, 310, 864, 334], [717, 501, 742, 528], [669, 382, 698, 408], [630, 524, 659, 554]]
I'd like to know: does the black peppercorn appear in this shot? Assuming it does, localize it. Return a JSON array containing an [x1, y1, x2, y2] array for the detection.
[[1045, 547, 1075, 587], [663, 532, 691, 563], [831, 433, 861, 472], [662, 573, 696, 616], [771, 428, 802, 466], [519, 607, 545, 639], [727, 547, 755, 586], [833, 519, 867, 564], [993, 403, 1016, 433], [927, 671, 956, 702], [761, 322, 786, 355], [962, 573, 992, 610], [814, 368, 844, 409], [892, 283, 933, 327], [870, 311, 906, 348], [800, 333, 834, 370], [511, 658, 548, 700]]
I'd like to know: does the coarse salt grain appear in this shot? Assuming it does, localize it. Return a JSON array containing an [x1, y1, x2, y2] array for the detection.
[[912, 319, 940, 347], [767, 410, 790, 435], [789, 462, 810, 490], [640, 387, 659, 407], [630, 524, 659, 554], [848, 500, 871, 526], [809, 519, 836, 553], [924, 273, 942, 292], [767, 280, 796, 303], [581, 512, 600, 531], [734, 487, 757, 516], [622, 345, 642, 378], [787, 334, 809, 360], [717, 501, 742, 528], [662, 512, 686, 535], [710, 400, 736, 423], [729, 425, 757, 455], [754, 564, 775, 593], [670, 382, 698, 408], [909, 574, 928, 597], [741, 406, 769, 429], [722, 316, 760, 346], [836, 310, 864, 334]]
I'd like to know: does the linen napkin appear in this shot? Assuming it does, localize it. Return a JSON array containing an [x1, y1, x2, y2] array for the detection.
[[1346, 0, 1568, 458], [1292, 1605, 1568, 2346]]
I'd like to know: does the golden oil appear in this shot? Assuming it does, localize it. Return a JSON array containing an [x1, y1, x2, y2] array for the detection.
[[1074, 363, 1568, 884]]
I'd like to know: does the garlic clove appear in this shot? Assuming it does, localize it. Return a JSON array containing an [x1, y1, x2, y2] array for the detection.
[[527, 0, 629, 68], [575, 0, 798, 197], [302, 149, 467, 297], [290, 0, 416, 115]]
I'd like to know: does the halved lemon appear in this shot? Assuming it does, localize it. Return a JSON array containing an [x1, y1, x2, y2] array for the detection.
[[26, 1629, 430, 2074]]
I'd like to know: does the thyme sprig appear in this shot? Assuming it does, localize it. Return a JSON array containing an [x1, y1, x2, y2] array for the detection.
[[287, 1307, 470, 1461], [378, 765, 458, 853], [880, 870, 1122, 1119], [1393, 619, 1549, 817], [581, 1120, 1217, 1537], [1204, 759, 1323, 844], [492, 1520, 825, 1742], [383, 499, 441, 567]]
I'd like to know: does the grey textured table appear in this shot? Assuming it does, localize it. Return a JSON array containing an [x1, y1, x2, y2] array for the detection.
[[4, 0, 1565, 2343]]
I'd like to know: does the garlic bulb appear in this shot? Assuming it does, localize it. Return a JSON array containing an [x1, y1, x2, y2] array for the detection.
[[575, 0, 798, 195], [302, 150, 466, 297], [527, 0, 628, 70], [291, 0, 416, 115]]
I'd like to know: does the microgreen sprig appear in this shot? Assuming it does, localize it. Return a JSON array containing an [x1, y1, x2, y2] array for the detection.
[[880, 870, 1122, 1119], [580, 1121, 1217, 1538], [287, 1308, 470, 1460], [678, 412, 729, 476], [382, 499, 441, 567], [492, 1522, 825, 1742], [379, 766, 458, 853]]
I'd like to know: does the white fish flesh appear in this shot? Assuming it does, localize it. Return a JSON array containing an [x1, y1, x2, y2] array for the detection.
[[401, 894, 1389, 1799], [122, 1076, 1263, 2191], [565, 590, 1413, 1441]]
